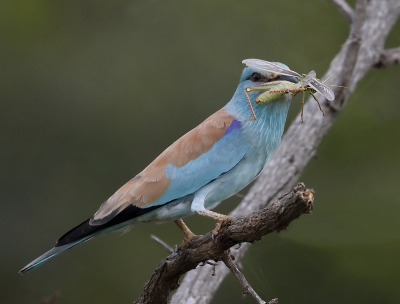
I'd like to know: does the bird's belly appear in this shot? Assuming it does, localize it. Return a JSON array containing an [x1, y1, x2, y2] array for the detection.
[[203, 154, 266, 210], [133, 196, 195, 223]]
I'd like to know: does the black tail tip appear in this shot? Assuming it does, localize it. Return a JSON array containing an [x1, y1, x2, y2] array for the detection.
[[18, 267, 29, 275]]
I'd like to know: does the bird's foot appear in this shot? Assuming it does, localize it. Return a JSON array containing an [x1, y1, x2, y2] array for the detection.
[[174, 219, 198, 247], [196, 210, 233, 238]]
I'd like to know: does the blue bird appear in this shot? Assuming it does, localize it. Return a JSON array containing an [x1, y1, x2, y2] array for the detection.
[[19, 59, 298, 274]]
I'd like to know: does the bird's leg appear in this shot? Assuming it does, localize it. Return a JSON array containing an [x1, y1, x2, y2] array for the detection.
[[196, 210, 233, 236], [174, 219, 197, 245]]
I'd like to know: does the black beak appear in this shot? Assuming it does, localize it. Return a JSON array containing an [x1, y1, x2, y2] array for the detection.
[[277, 74, 298, 84]]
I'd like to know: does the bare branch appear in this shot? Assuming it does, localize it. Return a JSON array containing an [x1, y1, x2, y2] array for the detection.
[[330, 0, 354, 23], [150, 235, 174, 254], [172, 1, 400, 303], [134, 184, 314, 304], [222, 252, 267, 304], [375, 47, 400, 68]]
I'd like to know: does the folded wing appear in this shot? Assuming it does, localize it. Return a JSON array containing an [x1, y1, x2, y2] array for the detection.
[[90, 109, 249, 225]]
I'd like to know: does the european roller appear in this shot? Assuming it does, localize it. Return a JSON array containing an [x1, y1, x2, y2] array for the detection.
[[19, 59, 298, 274]]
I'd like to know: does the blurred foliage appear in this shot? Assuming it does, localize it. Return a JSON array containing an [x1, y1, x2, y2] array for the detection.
[[1, 1, 399, 303]]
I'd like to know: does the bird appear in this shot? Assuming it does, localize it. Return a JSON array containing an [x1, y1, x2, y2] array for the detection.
[[19, 59, 298, 274]]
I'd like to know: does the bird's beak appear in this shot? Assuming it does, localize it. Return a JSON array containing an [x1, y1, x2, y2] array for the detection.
[[276, 74, 298, 84]]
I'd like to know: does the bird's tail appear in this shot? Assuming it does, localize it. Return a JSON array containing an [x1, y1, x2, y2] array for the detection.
[[19, 204, 163, 274], [19, 216, 100, 275], [18, 237, 92, 274]]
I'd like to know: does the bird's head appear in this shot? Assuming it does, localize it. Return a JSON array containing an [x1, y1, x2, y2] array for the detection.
[[239, 63, 298, 89], [226, 62, 299, 123], [238, 63, 299, 107]]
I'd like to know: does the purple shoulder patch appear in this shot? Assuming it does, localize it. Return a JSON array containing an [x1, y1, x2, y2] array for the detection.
[[224, 119, 241, 135]]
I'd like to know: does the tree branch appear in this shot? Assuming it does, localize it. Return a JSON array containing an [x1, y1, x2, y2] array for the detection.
[[374, 47, 400, 68], [134, 184, 314, 304], [172, 1, 400, 303], [330, 0, 354, 23]]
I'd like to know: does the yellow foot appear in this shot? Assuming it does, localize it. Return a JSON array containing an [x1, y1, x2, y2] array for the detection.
[[174, 219, 197, 246], [196, 210, 233, 237]]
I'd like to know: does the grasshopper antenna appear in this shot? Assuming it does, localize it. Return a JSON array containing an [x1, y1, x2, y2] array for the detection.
[[323, 72, 348, 88], [322, 71, 336, 83], [244, 89, 257, 121]]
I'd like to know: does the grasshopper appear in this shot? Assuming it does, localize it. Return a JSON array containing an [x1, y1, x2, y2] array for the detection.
[[243, 81, 295, 121], [245, 80, 296, 104], [243, 59, 335, 122]]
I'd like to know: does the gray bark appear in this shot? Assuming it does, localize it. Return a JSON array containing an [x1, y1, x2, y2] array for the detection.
[[171, 0, 400, 303]]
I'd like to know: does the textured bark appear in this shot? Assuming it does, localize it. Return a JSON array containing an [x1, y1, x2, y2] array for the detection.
[[171, 0, 400, 303], [134, 184, 314, 304]]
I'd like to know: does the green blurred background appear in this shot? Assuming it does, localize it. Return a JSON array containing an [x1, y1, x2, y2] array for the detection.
[[2, 0, 400, 303]]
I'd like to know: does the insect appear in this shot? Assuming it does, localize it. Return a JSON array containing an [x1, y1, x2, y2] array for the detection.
[[243, 59, 335, 122], [245, 80, 296, 104], [243, 80, 298, 121]]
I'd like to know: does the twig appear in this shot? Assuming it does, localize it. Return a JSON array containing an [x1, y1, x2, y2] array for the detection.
[[222, 252, 267, 304], [330, 0, 354, 23], [150, 235, 174, 254], [375, 47, 400, 68]]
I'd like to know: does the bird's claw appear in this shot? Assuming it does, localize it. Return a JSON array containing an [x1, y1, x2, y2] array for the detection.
[[211, 214, 233, 239], [196, 210, 233, 239]]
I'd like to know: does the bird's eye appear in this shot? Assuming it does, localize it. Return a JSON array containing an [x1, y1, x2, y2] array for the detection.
[[250, 73, 262, 82]]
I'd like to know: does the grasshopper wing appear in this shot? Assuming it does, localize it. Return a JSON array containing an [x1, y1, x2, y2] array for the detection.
[[308, 78, 335, 101], [242, 59, 301, 78]]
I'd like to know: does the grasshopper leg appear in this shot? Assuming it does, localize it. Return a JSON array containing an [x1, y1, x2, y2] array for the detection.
[[309, 92, 325, 116]]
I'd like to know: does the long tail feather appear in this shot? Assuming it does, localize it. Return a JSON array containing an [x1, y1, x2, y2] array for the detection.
[[19, 203, 166, 274], [19, 237, 91, 274]]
